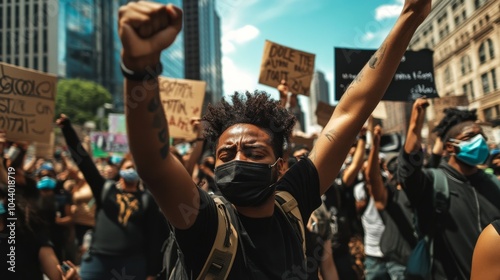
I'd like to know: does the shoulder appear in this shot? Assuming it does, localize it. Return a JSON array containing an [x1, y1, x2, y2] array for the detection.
[[471, 221, 500, 279]]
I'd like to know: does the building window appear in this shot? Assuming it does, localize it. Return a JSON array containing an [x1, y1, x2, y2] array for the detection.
[[444, 66, 453, 84], [483, 106, 499, 121], [475, 0, 486, 9], [479, 43, 486, 64], [481, 73, 490, 94], [492, 68, 498, 91], [460, 55, 472, 75], [0, 7, 3, 29], [462, 80, 475, 100], [487, 38, 495, 59], [479, 39, 496, 64], [43, 56, 47, 72]]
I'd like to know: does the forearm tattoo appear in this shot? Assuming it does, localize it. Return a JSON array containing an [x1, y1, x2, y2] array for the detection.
[[369, 43, 386, 69], [147, 94, 169, 159]]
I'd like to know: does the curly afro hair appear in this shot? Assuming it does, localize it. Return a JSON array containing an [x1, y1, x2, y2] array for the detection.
[[202, 91, 296, 158], [432, 107, 477, 140]]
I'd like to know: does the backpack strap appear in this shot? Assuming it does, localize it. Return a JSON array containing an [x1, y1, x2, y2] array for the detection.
[[275, 191, 306, 260], [197, 196, 239, 280], [428, 168, 450, 214]]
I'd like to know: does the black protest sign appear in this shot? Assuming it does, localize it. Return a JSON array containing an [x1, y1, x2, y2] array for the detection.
[[259, 40, 315, 96], [0, 63, 57, 143], [334, 48, 439, 101]]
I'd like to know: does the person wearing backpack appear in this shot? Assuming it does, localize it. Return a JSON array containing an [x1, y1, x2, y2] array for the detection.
[[117, 1, 432, 279], [397, 98, 500, 279]]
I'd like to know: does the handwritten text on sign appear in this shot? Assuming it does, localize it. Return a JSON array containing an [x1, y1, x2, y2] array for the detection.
[[159, 77, 206, 140], [335, 48, 438, 102], [259, 40, 315, 96], [0, 63, 56, 143]]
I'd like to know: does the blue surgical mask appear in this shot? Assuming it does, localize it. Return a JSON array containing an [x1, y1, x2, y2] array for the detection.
[[451, 134, 490, 166], [119, 169, 140, 184]]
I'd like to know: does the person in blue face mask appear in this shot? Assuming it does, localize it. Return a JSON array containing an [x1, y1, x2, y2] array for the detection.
[[397, 97, 500, 280]]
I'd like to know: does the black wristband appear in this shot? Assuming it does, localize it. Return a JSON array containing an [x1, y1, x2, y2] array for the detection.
[[120, 61, 163, 81], [358, 135, 367, 141]]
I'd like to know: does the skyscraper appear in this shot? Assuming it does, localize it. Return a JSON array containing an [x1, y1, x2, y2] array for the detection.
[[183, 0, 223, 111], [309, 71, 331, 127], [0, 0, 58, 74]]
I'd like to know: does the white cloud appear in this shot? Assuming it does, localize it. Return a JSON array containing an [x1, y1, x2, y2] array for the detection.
[[222, 41, 236, 53], [375, 0, 404, 21], [222, 57, 259, 95], [222, 25, 260, 54], [363, 32, 376, 41], [223, 25, 260, 44]]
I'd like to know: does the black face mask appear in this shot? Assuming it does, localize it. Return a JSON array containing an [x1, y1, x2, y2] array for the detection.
[[214, 159, 280, 207]]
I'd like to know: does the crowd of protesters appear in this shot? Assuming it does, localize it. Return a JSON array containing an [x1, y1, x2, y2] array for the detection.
[[1, 0, 500, 279]]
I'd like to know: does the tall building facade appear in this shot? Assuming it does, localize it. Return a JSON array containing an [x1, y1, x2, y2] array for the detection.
[[0, 0, 58, 74], [183, 0, 223, 111], [1, 0, 184, 112], [309, 71, 331, 128], [408, 0, 500, 126]]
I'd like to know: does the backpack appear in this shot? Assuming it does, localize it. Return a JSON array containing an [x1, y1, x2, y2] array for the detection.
[[160, 190, 306, 280], [405, 168, 450, 280]]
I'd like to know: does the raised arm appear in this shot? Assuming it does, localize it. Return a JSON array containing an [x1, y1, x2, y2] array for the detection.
[[118, 2, 195, 229], [342, 128, 367, 187], [365, 125, 387, 210], [404, 98, 429, 154], [308, 0, 431, 194], [57, 114, 105, 201]]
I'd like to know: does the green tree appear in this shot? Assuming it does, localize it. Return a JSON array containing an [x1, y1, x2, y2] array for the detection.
[[56, 79, 113, 126]]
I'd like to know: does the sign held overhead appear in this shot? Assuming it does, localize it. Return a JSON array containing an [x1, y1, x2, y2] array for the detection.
[[259, 40, 315, 96]]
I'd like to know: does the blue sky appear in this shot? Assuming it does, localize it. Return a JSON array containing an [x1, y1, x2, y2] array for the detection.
[[217, 0, 404, 105]]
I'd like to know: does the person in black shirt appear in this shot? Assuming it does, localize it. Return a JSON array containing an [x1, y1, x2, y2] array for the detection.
[[397, 98, 500, 279], [57, 116, 167, 280], [117, 1, 432, 278]]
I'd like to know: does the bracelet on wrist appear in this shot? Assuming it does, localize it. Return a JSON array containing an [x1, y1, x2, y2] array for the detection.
[[120, 61, 163, 81], [358, 135, 367, 141]]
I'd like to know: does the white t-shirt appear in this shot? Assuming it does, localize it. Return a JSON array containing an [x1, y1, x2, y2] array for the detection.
[[354, 182, 385, 257]]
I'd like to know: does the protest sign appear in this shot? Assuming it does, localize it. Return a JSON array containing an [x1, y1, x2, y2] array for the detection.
[[432, 95, 469, 122], [34, 132, 55, 158], [0, 63, 57, 143], [373, 102, 387, 119], [108, 113, 126, 134], [159, 77, 206, 140], [315, 101, 335, 127], [335, 48, 438, 102], [259, 40, 315, 96]]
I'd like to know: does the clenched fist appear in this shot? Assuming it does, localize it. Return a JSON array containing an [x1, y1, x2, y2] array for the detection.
[[118, 1, 183, 71]]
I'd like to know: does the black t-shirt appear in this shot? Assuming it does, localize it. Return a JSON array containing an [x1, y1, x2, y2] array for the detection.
[[398, 149, 500, 279], [176, 158, 321, 279]]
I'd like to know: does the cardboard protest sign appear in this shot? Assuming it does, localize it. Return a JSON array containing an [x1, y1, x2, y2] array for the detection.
[[34, 132, 55, 158], [108, 113, 126, 134], [335, 48, 438, 102], [372, 102, 387, 119], [291, 134, 316, 150], [0, 63, 57, 143], [259, 40, 315, 96], [432, 95, 469, 122], [159, 77, 206, 140], [315, 101, 335, 127]]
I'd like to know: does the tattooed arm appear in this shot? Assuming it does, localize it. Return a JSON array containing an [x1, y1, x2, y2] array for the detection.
[[118, 2, 197, 229], [309, 0, 432, 195]]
